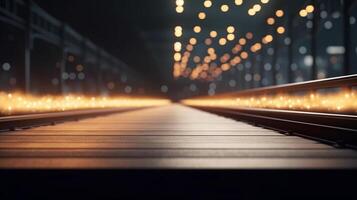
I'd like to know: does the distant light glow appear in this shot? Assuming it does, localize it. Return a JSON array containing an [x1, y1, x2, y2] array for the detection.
[[221, 4, 229, 12], [204, 0, 212, 8], [235, 0, 243, 6], [0, 93, 171, 115], [227, 26, 235, 33], [182, 91, 357, 114], [193, 26, 202, 33], [210, 31, 218, 38], [275, 10, 284, 17], [198, 12, 206, 20]]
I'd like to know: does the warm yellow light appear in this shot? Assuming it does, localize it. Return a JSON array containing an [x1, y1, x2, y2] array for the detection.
[[235, 0, 243, 6], [227, 26, 235, 33], [193, 26, 201, 33], [198, 12, 206, 20], [276, 9, 284, 17], [253, 4, 261, 12], [261, 0, 269, 4], [267, 17, 275, 25], [189, 37, 197, 45], [210, 30, 218, 38], [219, 38, 227, 45], [207, 47, 215, 54], [176, 6, 184, 13], [0, 93, 171, 115], [204, 0, 212, 8], [240, 51, 248, 59], [175, 31, 182, 37], [181, 91, 357, 114], [174, 53, 181, 61], [277, 26, 285, 34], [248, 9, 256, 16], [227, 33, 235, 41], [174, 42, 182, 52], [221, 4, 229, 12], [176, 0, 184, 6], [299, 9, 308, 17], [239, 38, 246, 45], [306, 5, 314, 13], [262, 34, 273, 44]]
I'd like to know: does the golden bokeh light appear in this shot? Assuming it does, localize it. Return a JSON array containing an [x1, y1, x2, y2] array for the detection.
[[189, 37, 197, 45], [193, 25, 202, 33], [204, 0, 212, 8], [221, 4, 229, 12], [227, 33, 235, 41], [227, 26, 235, 33], [277, 26, 285, 34], [306, 5, 314, 13], [275, 9, 284, 17], [182, 91, 357, 114], [174, 52, 182, 61], [299, 9, 308, 17], [176, 6, 184, 13], [235, 0, 243, 6], [174, 42, 182, 52], [0, 93, 171, 115], [198, 12, 206, 20], [210, 30, 218, 38], [219, 38, 227, 45], [261, 0, 269, 4], [267, 17, 275, 25]]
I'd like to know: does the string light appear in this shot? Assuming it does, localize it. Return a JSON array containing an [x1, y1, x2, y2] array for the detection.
[[198, 12, 206, 20]]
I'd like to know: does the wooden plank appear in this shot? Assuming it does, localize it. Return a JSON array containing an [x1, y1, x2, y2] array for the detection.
[[0, 104, 356, 169]]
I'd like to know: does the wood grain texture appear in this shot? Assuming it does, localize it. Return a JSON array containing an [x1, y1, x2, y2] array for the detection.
[[0, 104, 356, 169]]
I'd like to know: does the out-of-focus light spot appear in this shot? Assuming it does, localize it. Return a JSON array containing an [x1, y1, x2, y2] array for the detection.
[[324, 21, 333, 29], [78, 72, 85, 80], [267, 17, 275, 25], [246, 32, 253, 39], [299, 9, 308, 17], [262, 34, 273, 44], [174, 42, 182, 52], [239, 38, 247, 45], [2, 63, 11, 71], [235, 0, 243, 6], [193, 26, 201, 33], [210, 30, 218, 38], [277, 26, 285, 34], [205, 38, 212, 45], [253, 4, 261, 12], [193, 56, 201, 63], [124, 86, 132, 94], [304, 55, 314, 67], [306, 5, 314, 13], [189, 38, 197, 45], [68, 55, 75, 62], [176, 6, 184, 13], [248, 9, 256, 16], [227, 33, 235, 41], [204, 0, 212, 8], [174, 53, 182, 61], [261, 0, 269, 4], [198, 12, 206, 20], [76, 64, 84, 72], [275, 10, 284, 17], [240, 51, 248, 59], [174, 26, 183, 37], [219, 38, 227, 45], [221, 4, 229, 12], [227, 26, 235, 33], [160, 85, 168, 93], [176, 0, 184, 6]]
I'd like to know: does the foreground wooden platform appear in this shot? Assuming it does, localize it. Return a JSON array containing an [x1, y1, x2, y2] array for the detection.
[[0, 104, 356, 169]]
